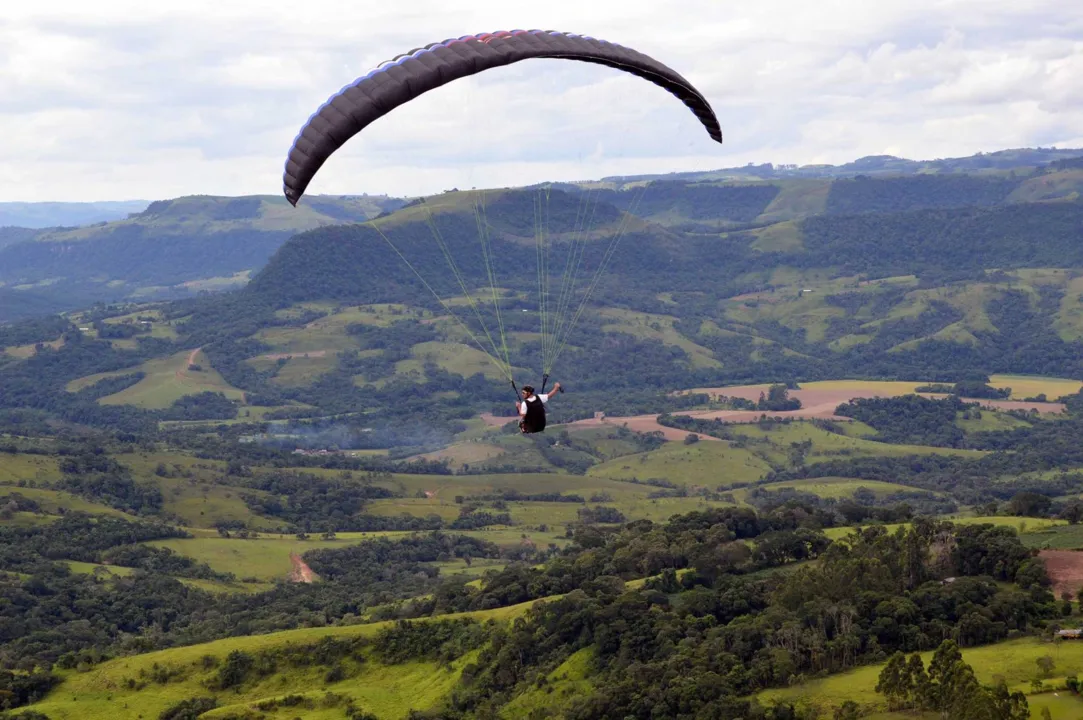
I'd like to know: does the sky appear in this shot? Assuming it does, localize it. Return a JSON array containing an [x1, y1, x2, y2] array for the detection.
[[2, 0, 1082, 202]]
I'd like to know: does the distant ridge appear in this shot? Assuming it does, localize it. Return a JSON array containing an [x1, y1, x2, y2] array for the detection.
[[0, 201, 150, 229], [599, 147, 1083, 186]]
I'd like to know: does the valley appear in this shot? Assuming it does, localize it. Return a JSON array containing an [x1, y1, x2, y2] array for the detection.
[[4, 153, 1083, 719]]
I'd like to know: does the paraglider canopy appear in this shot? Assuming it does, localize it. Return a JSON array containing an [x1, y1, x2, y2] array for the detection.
[[283, 29, 722, 206]]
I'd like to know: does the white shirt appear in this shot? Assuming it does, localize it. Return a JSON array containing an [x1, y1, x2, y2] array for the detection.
[[518, 393, 549, 416]]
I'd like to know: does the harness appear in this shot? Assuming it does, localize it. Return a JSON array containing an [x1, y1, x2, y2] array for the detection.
[[520, 395, 547, 434]]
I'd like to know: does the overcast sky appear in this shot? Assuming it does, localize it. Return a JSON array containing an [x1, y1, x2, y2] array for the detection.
[[2, 0, 1082, 202]]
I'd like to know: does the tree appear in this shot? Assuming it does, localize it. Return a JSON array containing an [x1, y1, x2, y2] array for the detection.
[[876, 652, 912, 710], [1037, 655, 1055, 678], [832, 701, 860, 720], [1008, 492, 1052, 517]]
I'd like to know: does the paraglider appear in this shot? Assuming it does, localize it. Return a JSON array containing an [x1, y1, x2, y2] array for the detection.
[[283, 30, 722, 206], [283, 30, 722, 430], [518, 382, 563, 434]]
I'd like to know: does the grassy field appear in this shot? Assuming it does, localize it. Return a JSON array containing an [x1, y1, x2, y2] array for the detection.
[[588, 441, 773, 486], [393, 340, 522, 382], [1020, 523, 1083, 550], [598, 308, 721, 369], [0, 485, 134, 518], [119, 452, 285, 530], [65, 561, 136, 577], [410, 442, 509, 470], [988, 374, 1083, 400], [265, 352, 341, 386], [956, 408, 1033, 433], [740, 477, 929, 501], [146, 536, 345, 580], [2, 336, 65, 358], [501, 647, 595, 718], [0, 453, 60, 483], [728, 422, 985, 467], [376, 471, 653, 505], [1054, 275, 1083, 342], [67, 349, 245, 408], [755, 179, 831, 225], [757, 637, 1083, 717], [150, 528, 571, 579], [28, 600, 541, 720]]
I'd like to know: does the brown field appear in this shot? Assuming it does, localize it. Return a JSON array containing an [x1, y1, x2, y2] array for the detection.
[[475, 381, 1066, 441], [1040, 550, 1083, 598], [686, 382, 1066, 416], [565, 415, 722, 441]]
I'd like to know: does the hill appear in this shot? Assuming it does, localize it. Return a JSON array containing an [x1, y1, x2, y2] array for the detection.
[[0, 194, 405, 310], [3, 148, 1083, 316], [0, 200, 149, 228]]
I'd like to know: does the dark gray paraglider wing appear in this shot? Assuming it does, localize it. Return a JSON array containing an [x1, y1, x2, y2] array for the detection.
[[283, 30, 722, 205]]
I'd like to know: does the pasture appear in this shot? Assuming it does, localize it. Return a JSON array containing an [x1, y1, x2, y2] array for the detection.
[[66, 349, 245, 408], [146, 536, 346, 580], [0, 485, 134, 518], [727, 422, 985, 466], [588, 441, 772, 486], [741, 477, 929, 501], [758, 637, 1083, 717], [27, 600, 541, 720], [988, 374, 1083, 400], [0, 452, 60, 483], [150, 527, 571, 580], [598, 308, 721, 369]]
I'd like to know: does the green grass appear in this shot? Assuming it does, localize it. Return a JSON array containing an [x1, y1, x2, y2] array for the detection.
[[366, 498, 463, 522], [755, 179, 831, 224], [1055, 276, 1083, 342], [120, 453, 282, 530], [67, 349, 245, 409], [28, 600, 542, 720], [393, 341, 525, 382], [376, 471, 653, 505], [0, 453, 60, 483], [0, 486, 134, 518], [588, 441, 773, 486], [0, 511, 55, 528], [501, 647, 595, 718], [158, 477, 280, 530], [725, 285, 847, 344], [152, 530, 570, 580], [262, 352, 341, 387], [729, 422, 985, 468], [1020, 523, 1083, 550], [409, 441, 509, 470], [748, 220, 803, 252], [65, 561, 136, 577], [1027, 691, 1083, 719], [145, 536, 345, 580], [957, 409, 1033, 433], [176, 577, 275, 594], [741, 477, 928, 501], [430, 558, 506, 579], [598, 308, 721, 369], [757, 637, 1083, 715]]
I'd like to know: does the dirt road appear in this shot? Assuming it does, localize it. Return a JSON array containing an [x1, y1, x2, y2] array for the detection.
[[288, 552, 317, 583]]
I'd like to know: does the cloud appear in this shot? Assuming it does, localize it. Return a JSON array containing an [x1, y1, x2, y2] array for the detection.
[[1, 0, 1082, 200]]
